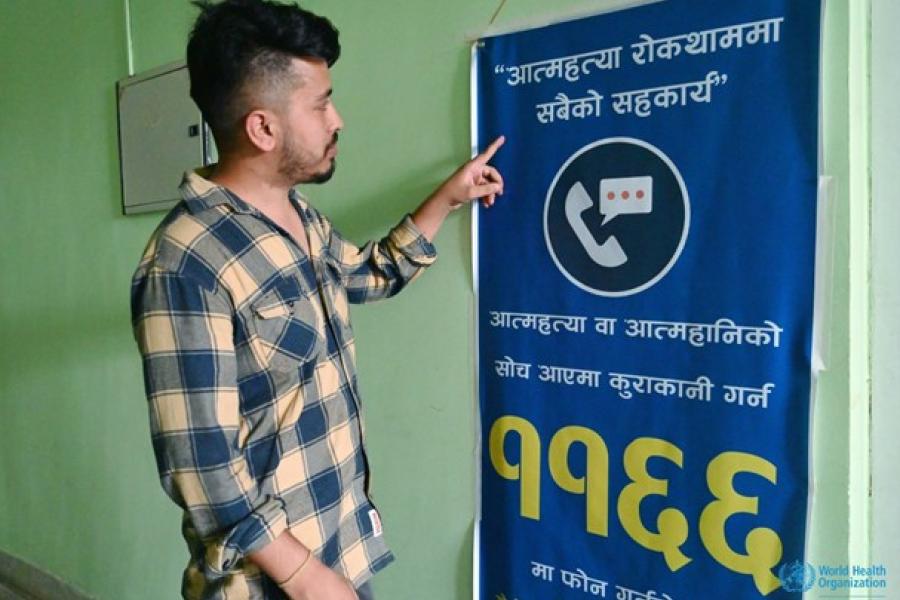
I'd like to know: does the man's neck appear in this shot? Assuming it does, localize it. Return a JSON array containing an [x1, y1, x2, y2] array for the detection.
[[209, 158, 293, 216]]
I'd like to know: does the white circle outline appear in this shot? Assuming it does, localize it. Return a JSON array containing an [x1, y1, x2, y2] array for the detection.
[[543, 137, 691, 298]]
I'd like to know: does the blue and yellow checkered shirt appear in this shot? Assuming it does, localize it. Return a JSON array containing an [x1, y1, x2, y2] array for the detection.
[[131, 170, 436, 599]]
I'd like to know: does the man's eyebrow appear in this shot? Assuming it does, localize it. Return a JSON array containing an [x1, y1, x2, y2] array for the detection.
[[317, 88, 333, 101]]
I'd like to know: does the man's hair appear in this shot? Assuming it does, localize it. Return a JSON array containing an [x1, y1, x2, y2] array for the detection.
[[187, 0, 340, 150]]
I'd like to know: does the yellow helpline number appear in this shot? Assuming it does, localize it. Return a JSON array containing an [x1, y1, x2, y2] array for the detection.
[[489, 415, 783, 595]]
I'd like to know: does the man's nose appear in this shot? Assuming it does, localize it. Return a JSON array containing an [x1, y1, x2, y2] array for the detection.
[[329, 104, 344, 133]]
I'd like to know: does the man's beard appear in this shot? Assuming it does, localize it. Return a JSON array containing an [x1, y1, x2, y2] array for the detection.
[[307, 160, 336, 184], [278, 134, 338, 185]]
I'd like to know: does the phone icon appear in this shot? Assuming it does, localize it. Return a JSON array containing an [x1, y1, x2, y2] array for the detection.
[[565, 181, 628, 268], [545, 139, 684, 296]]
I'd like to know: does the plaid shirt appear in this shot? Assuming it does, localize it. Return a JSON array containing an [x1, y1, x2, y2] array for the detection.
[[131, 170, 436, 599]]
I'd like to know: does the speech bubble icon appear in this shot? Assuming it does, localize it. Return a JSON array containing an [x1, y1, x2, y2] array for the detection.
[[599, 176, 653, 226]]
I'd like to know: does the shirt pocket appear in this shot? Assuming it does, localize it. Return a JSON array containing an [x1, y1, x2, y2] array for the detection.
[[247, 275, 321, 373]]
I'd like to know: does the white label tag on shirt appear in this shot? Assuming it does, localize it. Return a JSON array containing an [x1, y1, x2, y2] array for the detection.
[[368, 509, 383, 537]]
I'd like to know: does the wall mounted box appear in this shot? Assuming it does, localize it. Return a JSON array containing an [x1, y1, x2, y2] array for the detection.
[[116, 62, 217, 215]]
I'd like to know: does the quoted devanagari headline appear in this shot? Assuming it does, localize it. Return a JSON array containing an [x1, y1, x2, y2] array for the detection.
[[490, 16, 783, 125], [494, 17, 783, 87]]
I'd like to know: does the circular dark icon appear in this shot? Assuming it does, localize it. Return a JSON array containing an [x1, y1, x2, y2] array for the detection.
[[544, 137, 690, 297]]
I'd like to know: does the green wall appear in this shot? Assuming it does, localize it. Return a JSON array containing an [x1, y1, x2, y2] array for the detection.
[[806, 0, 853, 585], [0, 1, 861, 599], [870, 0, 900, 583], [0, 0, 182, 596]]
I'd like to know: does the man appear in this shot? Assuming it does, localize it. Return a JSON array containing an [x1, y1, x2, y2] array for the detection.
[[130, 1, 504, 598]]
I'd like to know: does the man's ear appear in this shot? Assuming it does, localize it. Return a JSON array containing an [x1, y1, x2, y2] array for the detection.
[[244, 109, 279, 153]]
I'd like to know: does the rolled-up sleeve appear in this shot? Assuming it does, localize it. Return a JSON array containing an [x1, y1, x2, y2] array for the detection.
[[323, 213, 438, 304], [131, 268, 288, 573]]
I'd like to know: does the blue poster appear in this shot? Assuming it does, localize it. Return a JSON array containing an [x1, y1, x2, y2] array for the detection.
[[474, 1, 822, 599]]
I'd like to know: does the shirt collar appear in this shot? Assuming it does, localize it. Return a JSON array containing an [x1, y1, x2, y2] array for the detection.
[[179, 167, 260, 215]]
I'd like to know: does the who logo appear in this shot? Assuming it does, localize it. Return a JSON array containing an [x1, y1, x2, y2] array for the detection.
[[778, 560, 816, 593]]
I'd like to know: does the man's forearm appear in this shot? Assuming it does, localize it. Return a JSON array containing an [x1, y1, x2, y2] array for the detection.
[[247, 530, 359, 599], [412, 136, 506, 241], [411, 190, 454, 242], [247, 529, 311, 584]]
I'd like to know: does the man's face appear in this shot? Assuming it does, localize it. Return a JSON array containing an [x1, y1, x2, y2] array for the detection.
[[276, 57, 343, 185]]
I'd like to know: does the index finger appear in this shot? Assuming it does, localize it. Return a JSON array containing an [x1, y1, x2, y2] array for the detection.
[[478, 135, 506, 163]]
